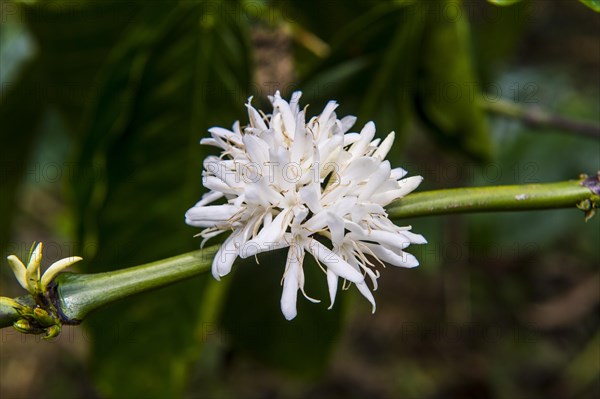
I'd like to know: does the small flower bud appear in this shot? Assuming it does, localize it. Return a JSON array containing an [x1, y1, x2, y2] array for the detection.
[[44, 325, 61, 340], [33, 307, 56, 327], [13, 319, 32, 334]]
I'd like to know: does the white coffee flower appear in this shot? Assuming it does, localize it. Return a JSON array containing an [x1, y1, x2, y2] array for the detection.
[[186, 91, 426, 320]]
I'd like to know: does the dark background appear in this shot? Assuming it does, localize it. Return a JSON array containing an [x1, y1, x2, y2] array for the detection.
[[1, 1, 599, 398]]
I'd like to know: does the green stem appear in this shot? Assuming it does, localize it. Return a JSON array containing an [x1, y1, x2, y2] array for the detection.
[[0, 296, 36, 327], [56, 246, 217, 322], [387, 179, 599, 219], [1, 177, 598, 330], [0, 247, 217, 329]]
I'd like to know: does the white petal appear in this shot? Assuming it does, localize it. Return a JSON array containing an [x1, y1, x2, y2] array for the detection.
[[318, 101, 339, 125], [290, 125, 308, 164], [205, 159, 243, 189], [343, 133, 361, 146], [267, 147, 294, 190], [339, 115, 356, 133], [371, 176, 423, 205], [325, 212, 345, 247], [359, 161, 391, 201], [245, 209, 291, 255], [196, 191, 224, 207], [370, 138, 381, 148], [203, 176, 238, 195], [321, 159, 378, 203], [273, 97, 297, 138], [252, 176, 285, 204], [295, 245, 320, 304], [270, 113, 286, 143], [349, 121, 376, 157], [348, 230, 411, 252], [211, 232, 241, 280], [199, 138, 221, 148], [289, 91, 303, 115], [26, 243, 42, 292], [370, 190, 406, 205], [372, 131, 395, 160], [200, 229, 226, 248], [327, 196, 357, 217], [292, 206, 309, 226], [6, 255, 28, 290], [258, 209, 289, 240], [399, 230, 428, 244], [318, 133, 343, 166], [303, 238, 364, 283], [185, 204, 238, 227], [242, 134, 269, 165], [355, 281, 376, 313], [397, 175, 423, 195], [364, 243, 420, 268], [246, 101, 268, 131], [301, 210, 328, 232], [239, 240, 291, 259], [340, 157, 380, 184], [326, 269, 338, 309], [41, 257, 83, 290], [298, 183, 322, 213], [390, 167, 408, 180], [208, 127, 243, 146], [280, 245, 301, 320]]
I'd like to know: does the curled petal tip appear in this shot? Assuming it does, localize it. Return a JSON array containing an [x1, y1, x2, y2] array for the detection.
[[281, 296, 298, 320], [6, 255, 28, 290], [211, 270, 221, 281], [41, 256, 84, 291], [6, 255, 24, 269], [28, 242, 43, 269]]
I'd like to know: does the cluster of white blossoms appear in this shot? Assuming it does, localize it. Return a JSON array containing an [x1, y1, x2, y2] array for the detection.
[[186, 91, 426, 320]]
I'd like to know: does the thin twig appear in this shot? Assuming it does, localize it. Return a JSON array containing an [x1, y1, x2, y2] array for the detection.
[[482, 98, 600, 139]]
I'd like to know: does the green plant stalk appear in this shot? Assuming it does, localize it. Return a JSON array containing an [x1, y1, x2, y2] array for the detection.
[[56, 247, 218, 322], [1, 178, 598, 330], [481, 98, 600, 139], [0, 247, 217, 329], [386, 179, 598, 219]]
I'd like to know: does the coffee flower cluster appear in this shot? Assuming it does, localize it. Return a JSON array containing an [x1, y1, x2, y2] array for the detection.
[[186, 91, 426, 320]]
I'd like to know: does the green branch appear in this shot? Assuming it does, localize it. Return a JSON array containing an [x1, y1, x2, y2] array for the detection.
[[56, 247, 217, 322], [387, 178, 599, 219], [1, 175, 598, 332], [482, 98, 600, 139], [1, 247, 217, 331]]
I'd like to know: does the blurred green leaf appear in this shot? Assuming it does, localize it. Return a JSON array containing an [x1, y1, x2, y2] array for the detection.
[[415, 0, 493, 161], [298, 1, 493, 162], [470, 1, 530, 86], [0, 60, 45, 255], [579, 0, 600, 12], [283, 0, 375, 45], [21, 0, 142, 133], [299, 2, 423, 144], [487, 0, 524, 6], [221, 249, 346, 377], [358, 9, 425, 135], [71, 2, 251, 398]]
